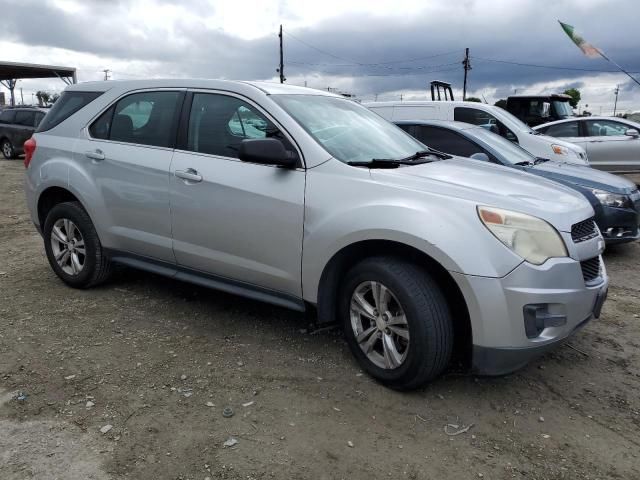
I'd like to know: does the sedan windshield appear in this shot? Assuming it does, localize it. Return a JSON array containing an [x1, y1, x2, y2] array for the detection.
[[271, 94, 427, 164], [467, 127, 537, 165]]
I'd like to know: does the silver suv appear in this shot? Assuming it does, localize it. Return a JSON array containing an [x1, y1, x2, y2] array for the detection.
[[24, 80, 609, 389]]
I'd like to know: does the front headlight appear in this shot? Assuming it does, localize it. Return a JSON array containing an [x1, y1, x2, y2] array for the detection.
[[551, 144, 570, 155], [477, 206, 568, 265], [592, 189, 630, 208]]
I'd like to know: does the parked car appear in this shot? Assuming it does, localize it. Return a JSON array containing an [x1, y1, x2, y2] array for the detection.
[[533, 116, 640, 173], [0, 107, 47, 159], [24, 80, 607, 389], [364, 101, 589, 165], [395, 120, 640, 245], [506, 94, 574, 127]]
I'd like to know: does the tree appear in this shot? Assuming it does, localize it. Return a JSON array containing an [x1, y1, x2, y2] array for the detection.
[[466, 97, 482, 103], [35, 91, 51, 106], [563, 88, 581, 108], [494, 99, 507, 109]]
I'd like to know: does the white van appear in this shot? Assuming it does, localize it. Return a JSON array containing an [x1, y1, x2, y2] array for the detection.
[[364, 101, 589, 165]]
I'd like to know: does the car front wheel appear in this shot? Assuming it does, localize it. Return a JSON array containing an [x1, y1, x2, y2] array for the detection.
[[341, 256, 453, 390]]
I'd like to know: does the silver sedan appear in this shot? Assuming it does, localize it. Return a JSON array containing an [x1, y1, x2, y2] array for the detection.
[[534, 116, 640, 173]]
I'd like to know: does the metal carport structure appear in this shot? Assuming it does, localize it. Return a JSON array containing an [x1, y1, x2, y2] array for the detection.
[[0, 61, 76, 107]]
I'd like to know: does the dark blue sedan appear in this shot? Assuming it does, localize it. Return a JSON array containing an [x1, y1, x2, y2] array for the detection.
[[396, 120, 640, 245]]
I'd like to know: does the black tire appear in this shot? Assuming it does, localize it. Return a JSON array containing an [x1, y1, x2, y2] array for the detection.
[[1, 139, 16, 159], [340, 256, 453, 390], [43, 201, 112, 288]]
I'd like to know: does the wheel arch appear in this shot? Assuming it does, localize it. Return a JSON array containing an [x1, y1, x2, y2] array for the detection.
[[37, 186, 83, 229], [315, 239, 472, 366]]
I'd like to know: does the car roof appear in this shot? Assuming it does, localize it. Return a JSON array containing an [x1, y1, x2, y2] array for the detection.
[[533, 116, 637, 129], [65, 79, 340, 97], [508, 94, 571, 100], [364, 100, 493, 108], [393, 119, 481, 131]]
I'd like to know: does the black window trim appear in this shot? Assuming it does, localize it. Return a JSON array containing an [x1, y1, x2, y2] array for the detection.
[[85, 88, 187, 151], [174, 88, 306, 170]]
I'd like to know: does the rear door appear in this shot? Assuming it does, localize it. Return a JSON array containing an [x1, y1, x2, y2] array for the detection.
[[538, 120, 584, 146], [73, 89, 184, 262], [169, 91, 306, 296], [583, 119, 640, 172]]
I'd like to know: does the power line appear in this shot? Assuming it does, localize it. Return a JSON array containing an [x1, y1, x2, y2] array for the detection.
[[472, 56, 640, 74], [287, 60, 459, 72], [284, 29, 462, 67]]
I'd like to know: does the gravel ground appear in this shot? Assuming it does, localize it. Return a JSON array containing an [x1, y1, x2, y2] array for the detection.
[[1, 158, 639, 480]]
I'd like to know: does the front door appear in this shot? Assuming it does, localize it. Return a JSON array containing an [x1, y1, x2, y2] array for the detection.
[[583, 119, 640, 172], [169, 92, 305, 296], [73, 90, 184, 262]]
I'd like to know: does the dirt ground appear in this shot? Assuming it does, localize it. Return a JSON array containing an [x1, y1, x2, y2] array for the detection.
[[1, 158, 639, 480]]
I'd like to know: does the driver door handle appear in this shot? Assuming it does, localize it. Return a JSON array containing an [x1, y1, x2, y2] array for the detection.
[[85, 149, 105, 161], [175, 168, 203, 183]]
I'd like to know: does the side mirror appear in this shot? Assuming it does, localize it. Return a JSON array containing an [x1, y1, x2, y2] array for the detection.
[[625, 128, 639, 138], [238, 138, 297, 168], [469, 152, 490, 162]]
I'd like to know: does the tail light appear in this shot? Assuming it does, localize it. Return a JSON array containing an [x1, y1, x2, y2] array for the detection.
[[23, 137, 36, 168]]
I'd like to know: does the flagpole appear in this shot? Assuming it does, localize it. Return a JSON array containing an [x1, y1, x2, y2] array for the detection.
[[596, 51, 640, 87]]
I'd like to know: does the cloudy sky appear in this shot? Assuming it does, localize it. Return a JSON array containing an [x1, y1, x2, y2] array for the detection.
[[1, 0, 639, 114]]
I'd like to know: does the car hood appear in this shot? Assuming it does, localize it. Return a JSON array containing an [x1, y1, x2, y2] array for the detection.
[[371, 157, 594, 233], [527, 161, 638, 195], [534, 133, 585, 154]]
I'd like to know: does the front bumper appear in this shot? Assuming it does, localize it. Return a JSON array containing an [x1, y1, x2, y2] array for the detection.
[[595, 203, 640, 245], [452, 255, 609, 376]]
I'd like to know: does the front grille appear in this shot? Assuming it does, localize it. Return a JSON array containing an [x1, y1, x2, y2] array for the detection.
[[580, 256, 601, 283], [571, 218, 598, 243]]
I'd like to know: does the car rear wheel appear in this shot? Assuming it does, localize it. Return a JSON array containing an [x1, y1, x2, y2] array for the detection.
[[340, 256, 453, 390], [1, 139, 16, 159], [43, 201, 112, 288]]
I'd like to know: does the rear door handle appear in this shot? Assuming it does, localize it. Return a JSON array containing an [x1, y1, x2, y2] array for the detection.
[[85, 149, 105, 161], [175, 168, 203, 183]]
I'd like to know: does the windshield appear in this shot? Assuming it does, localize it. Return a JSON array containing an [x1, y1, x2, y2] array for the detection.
[[271, 94, 427, 163], [467, 127, 536, 165], [553, 100, 574, 118], [495, 107, 536, 134]]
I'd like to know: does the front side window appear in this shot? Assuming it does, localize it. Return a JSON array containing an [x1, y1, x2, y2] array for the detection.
[[186, 93, 295, 159], [88, 91, 181, 148], [14, 110, 36, 127], [37, 91, 103, 132], [414, 126, 485, 158], [271, 94, 425, 163], [542, 121, 579, 138], [585, 120, 629, 137], [454, 107, 518, 142]]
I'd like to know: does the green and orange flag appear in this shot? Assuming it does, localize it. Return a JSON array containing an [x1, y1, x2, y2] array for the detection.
[[558, 21, 602, 58]]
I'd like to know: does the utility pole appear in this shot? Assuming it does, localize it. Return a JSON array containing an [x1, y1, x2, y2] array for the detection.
[[613, 84, 619, 116], [277, 25, 285, 84], [102, 69, 110, 81], [462, 48, 471, 101]]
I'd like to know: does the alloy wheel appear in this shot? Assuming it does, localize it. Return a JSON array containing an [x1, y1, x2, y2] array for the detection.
[[50, 218, 86, 276], [350, 281, 410, 369], [2, 141, 12, 158]]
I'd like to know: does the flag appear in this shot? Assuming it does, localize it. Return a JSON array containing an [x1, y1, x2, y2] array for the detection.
[[558, 21, 602, 58]]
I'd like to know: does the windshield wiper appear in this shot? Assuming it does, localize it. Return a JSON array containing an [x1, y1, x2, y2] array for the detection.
[[534, 157, 550, 164], [347, 150, 444, 169], [514, 161, 534, 166]]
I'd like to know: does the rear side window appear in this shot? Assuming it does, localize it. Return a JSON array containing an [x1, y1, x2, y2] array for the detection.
[[37, 91, 103, 132], [89, 91, 181, 148], [540, 121, 579, 137], [14, 110, 36, 127], [0, 110, 16, 124]]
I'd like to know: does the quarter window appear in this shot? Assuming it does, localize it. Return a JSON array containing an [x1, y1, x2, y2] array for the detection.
[[186, 93, 295, 160], [585, 120, 629, 137], [88, 91, 181, 148], [37, 91, 103, 132]]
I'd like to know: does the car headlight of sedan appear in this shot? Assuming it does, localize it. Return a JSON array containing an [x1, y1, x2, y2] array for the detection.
[[478, 206, 568, 265], [592, 189, 631, 208]]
